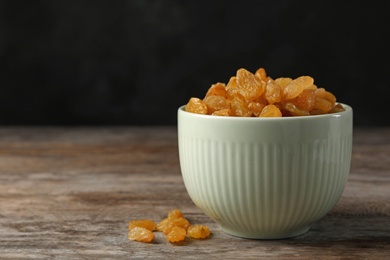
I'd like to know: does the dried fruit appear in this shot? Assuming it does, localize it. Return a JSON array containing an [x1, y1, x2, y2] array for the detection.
[[185, 97, 207, 114], [259, 104, 282, 117], [205, 82, 227, 98], [229, 93, 252, 117], [330, 103, 346, 113], [156, 217, 169, 232], [274, 77, 292, 89], [290, 89, 316, 111], [128, 227, 155, 243], [128, 219, 156, 231], [315, 88, 336, 103], [187, 224, 211, 239], [226, 76, 237, 91], [128, 209, 211, 245], [165, 226, 187, 243], [255, 67, 267, 82], [212, 108, 231, 116], [203, 95, 230, 114], [248, 102, 266, 117], [265, 79, 282, 104], [160, 209, 190, 235], [163, 217, 191, 235], [236, 68, 265, 101], [283, 102, 310, 116], [283, 76, 314, 100], [313, 97, 333, 113], [184, 67, 345, 117], [167, 209, 184, 219]]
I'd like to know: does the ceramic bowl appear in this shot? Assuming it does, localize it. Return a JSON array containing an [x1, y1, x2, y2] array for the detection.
[[178, 104, 353, 239]]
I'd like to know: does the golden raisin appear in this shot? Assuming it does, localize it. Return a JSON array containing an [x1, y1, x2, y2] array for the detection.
[[226, 76, 237, 91], [236, 68, 265, 101], [128, 219, 156, 231], [290, 89, 316, 111], [163, 217, 191, 235], [283, 102, 310, 116], [283, 76, 314, 100], [330, 103, 346, 113], [156, 217, 169, 232], [167, 209, 184, 219], [248, 102, 266, 117], [253, 91, 268, 105], [185, 97, 207, 114], [274, 77, 292, 90], [225, 76, 239, 99], [165, 226, 187, 243], [212, 108, 232, 116], [310, 109, 327, 115], [187, 224, 211, 239], [184, 67, 344, 117], [229, 93, 252, 117], [255, 67, 267, 82], [203, 95, 230, 114], [205, 82, 227, 98], [259, 104, 282, 117], [315, 88, 336, 104], [128, 227, 155, 243], [314, 97, 333, 113], [128, 209, 212, 245], [265, 79, 282, 104]]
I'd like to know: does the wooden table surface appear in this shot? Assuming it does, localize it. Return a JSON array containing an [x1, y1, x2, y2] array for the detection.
[[0, 127, 389, 259]]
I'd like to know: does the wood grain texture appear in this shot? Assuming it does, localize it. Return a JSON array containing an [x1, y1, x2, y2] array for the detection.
[[0, 127, 389, 259]]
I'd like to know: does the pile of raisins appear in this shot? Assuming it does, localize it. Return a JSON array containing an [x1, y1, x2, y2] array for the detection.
[[128, 209, 210, 243], [185, 67, 345, 117]]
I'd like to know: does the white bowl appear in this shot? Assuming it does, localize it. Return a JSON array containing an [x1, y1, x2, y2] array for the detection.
[[178, 104, 353, 239]]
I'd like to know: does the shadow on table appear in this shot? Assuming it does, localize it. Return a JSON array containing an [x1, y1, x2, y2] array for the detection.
[[278, 214, 390, 250]]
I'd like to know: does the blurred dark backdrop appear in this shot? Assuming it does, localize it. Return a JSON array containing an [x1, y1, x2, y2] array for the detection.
[[1, 0, 389, 126]]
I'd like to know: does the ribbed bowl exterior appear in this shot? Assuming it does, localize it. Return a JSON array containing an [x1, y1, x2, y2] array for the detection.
[[178, 105, 353, 239]]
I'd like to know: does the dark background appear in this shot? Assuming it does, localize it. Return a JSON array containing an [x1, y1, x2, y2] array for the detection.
[[1, 0, 389, 126]]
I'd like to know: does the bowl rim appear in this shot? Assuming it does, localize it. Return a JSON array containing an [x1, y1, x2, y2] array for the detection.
[[178, 103, 352, 122]]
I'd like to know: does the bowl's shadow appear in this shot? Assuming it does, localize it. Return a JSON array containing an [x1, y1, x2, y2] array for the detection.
[[308, 216, 387, 240], [271, 212, 390, 252]]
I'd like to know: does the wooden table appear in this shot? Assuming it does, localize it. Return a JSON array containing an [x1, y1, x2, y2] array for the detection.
[[0, 127, 389, 259]]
